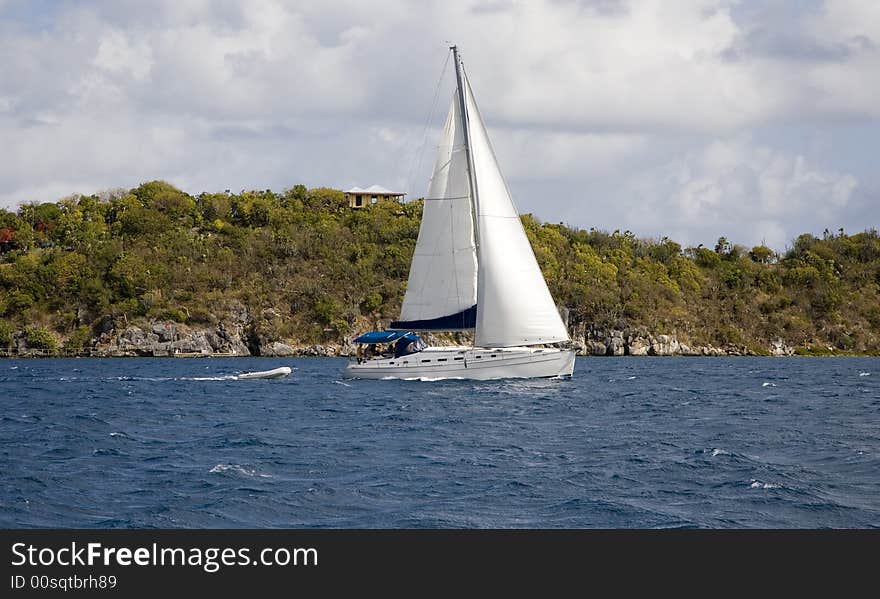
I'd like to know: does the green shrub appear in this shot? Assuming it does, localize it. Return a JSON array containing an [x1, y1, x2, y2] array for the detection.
[[6, 291, 34, 315], [361, 292, 383, 313], [0, 320, 13, 346], [160, 308, 188, 323], [25, 327, 57, 352], [749, 245, 775, 264], [694, 248, 721, 268], [64, 325, 92, 350]]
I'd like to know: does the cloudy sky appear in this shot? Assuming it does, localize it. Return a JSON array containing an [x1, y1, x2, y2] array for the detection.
[[1, 0, 877, 250]]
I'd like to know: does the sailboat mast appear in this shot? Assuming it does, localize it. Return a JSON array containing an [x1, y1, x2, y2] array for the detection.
[[451, 45, 480, 252]]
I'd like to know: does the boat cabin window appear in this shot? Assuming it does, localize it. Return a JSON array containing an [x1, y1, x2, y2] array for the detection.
[[438, 358, 447, 362], [421, 359, 430, 363], [454, 357, 463, 361]]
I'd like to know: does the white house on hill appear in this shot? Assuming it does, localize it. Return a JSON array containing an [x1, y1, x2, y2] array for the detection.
[[344, 185, 406, 209]]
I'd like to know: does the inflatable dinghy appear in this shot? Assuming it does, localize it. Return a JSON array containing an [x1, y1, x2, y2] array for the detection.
[[237, 366, 292, 380]]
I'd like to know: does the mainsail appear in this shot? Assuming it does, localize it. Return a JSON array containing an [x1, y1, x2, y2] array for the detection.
[[393, 48, 569, 347], [392, 97, 478, 330]]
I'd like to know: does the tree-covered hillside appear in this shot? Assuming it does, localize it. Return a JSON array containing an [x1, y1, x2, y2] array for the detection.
[[1, 181, 878, 355]]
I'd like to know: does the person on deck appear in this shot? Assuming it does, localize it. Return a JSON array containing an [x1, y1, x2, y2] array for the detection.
[[394, 336, 425, 358]]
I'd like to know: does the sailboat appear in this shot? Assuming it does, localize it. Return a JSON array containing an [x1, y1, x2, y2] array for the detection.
[[345, 46, 575, 380]]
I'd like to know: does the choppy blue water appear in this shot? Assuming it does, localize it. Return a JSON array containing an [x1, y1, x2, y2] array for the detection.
[[1, 357, 878, 528]]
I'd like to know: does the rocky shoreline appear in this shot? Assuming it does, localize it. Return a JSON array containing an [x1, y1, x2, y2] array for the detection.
[[573, 328, 795, 357], [2, 319, 806, 358]]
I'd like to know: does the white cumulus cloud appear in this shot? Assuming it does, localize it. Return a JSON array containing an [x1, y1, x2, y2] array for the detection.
[[622, 136, 859, 249]]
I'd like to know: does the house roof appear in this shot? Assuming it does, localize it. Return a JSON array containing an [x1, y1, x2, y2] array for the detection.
[[345, 185, 405, 195]]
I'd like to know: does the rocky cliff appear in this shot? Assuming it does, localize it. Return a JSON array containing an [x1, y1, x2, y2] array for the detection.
[[5, 317, 800, 358], [574, 327, 780, 357]]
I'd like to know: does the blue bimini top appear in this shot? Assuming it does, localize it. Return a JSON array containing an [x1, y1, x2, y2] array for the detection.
[[353, 330, 421, 345]]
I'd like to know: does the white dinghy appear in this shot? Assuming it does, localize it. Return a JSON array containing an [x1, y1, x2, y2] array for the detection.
[[237, 366, 292, 380]]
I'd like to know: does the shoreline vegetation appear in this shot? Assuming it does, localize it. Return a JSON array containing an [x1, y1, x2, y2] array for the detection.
[[1, 181, 879, 358]]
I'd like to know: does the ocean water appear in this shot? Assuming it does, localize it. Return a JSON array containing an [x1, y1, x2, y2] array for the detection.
[[1, 356, 878, 529]]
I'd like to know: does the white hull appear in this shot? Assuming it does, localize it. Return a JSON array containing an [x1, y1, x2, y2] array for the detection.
[[344, 346, 575, 380]]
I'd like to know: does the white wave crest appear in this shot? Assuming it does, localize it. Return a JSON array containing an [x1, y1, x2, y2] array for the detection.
[[859, 372, 870, 377], [710, 448, 729, 457], [762, 382, 776, 387], [749, 479, 780, 490], [209, 464, 271, 478]]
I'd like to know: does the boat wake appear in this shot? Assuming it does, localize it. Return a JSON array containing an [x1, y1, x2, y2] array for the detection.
[[110, 375, 238, 382]]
